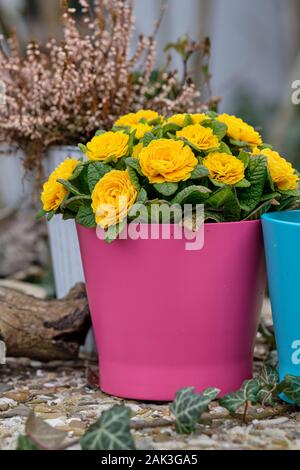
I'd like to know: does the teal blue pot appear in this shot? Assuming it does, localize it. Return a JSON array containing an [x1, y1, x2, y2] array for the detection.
[[262, 211, 300, 403]]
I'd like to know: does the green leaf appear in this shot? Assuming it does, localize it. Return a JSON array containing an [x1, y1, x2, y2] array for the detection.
[[259, 365, 279, 387], [162, 123, 182, 134], [16, 435, 39, 451], [170, 387, 220, 434], [104, 220, 126, 244], [81, 405, 135, 450], [95, 129, 106, 136], [78, 143, 88, 154], [229, 139, 250, 148], [127, 166, 140, 190], [125, 157, 143, 175], [204, 211, 226, 222], [136, 188, 147, 204], [260, 192, 281, 202], [36, 208, 46, 220], [61, 194, 91, 211], [207, 187, 241, 221], [87, 162, 112, 192], [277, 375, 300, 403], [68, 163, 85, 181], [76, 204, 96, 228], [153, 182, 178, 196], [190, 164, 209, 179], [235, 179, 251, 188], [208, 120, 227, 140], [57, 179, 84, 197], [183, 114, 193, 126], [238, 155, 267, 212], [243, 199, 279, 221], [219, 379, 261, 413], [218, 142, 232, 155], [279, 189, 300, 197], [171, 185, 211, 205], [142, 132, 157, 147], [206, 111, 218, 118], [237, 151, 250, 168], [47, 211, 55, 221]]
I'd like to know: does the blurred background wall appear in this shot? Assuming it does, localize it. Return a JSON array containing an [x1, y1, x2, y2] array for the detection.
[[0, 0, 300, 165]]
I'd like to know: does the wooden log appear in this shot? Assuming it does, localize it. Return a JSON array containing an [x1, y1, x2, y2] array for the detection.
[[0, 283, 91, 361]]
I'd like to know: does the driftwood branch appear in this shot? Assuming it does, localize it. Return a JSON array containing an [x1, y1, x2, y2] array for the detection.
[[0, 283, 91, 361]]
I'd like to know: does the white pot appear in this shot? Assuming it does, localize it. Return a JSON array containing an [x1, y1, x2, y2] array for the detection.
[[0, 145, 31, 209], [45, 146, 85, 299]]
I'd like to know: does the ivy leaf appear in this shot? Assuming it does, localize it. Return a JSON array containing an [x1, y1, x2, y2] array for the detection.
[[81, 405, 135, 450], [87, 162, 112, 192], [57, 179, 84, 197], [125, 157, 143, 175], [238, 155, 267, 212], [104, 220, 126, 244], [255, 365, 279, 406], [25, 412, 68, 450], [170, 387, 220, 434], [259, 365, 279, 387], [171, 185, 211, 205], [277, 375, 300, 403], [219, 379, 260, 413], [127, 166, 140, 190], [190, 164, 209, 179], [153, 182, 178, 196], [16, 435, 39, 451], [76, 204, 96, 228]]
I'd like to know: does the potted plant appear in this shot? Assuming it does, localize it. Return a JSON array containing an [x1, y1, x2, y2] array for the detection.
[[0, 0, 213, 298], [38, 110, 300, 400]]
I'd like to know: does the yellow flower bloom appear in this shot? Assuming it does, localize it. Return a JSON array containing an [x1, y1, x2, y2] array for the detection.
[[176, 124, 219, 151], [132, 142, 143, 158], [91, 170, 137, 228], [138, 139, 198, 183], [166, 114, 187, 127], [86, 131, 129, 161], [114, 110, 159, 128], [191, 113, 207, 124], [217, 113, 262, 147], [41, 158, 79, 212], [252, 148, 299, 190], [203, 152, 245, 185], [133, 123, 153, 139]]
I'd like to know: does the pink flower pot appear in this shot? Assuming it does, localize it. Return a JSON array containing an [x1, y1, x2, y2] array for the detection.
[[77, 221, 266, 401]]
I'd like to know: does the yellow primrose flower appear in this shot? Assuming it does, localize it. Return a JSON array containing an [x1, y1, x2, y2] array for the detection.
[[114, 109, 159, 128], [132, 142, 144, 158], [217, 113, 262, 147], [203, 152, 245, 185], [86, 131, 129, 161], [166, 114, 187, 127], [41, 158, 79, 212], [252, 147, 299, 190], [133, 123, 153, 139], [191, 113, 207, 124], [176, 124, 219, 151], [91, 170, 137, 228], [138, 139, 198, 184]]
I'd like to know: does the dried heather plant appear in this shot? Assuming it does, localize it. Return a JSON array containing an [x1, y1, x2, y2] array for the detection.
[[0, 0, 214, 175]]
